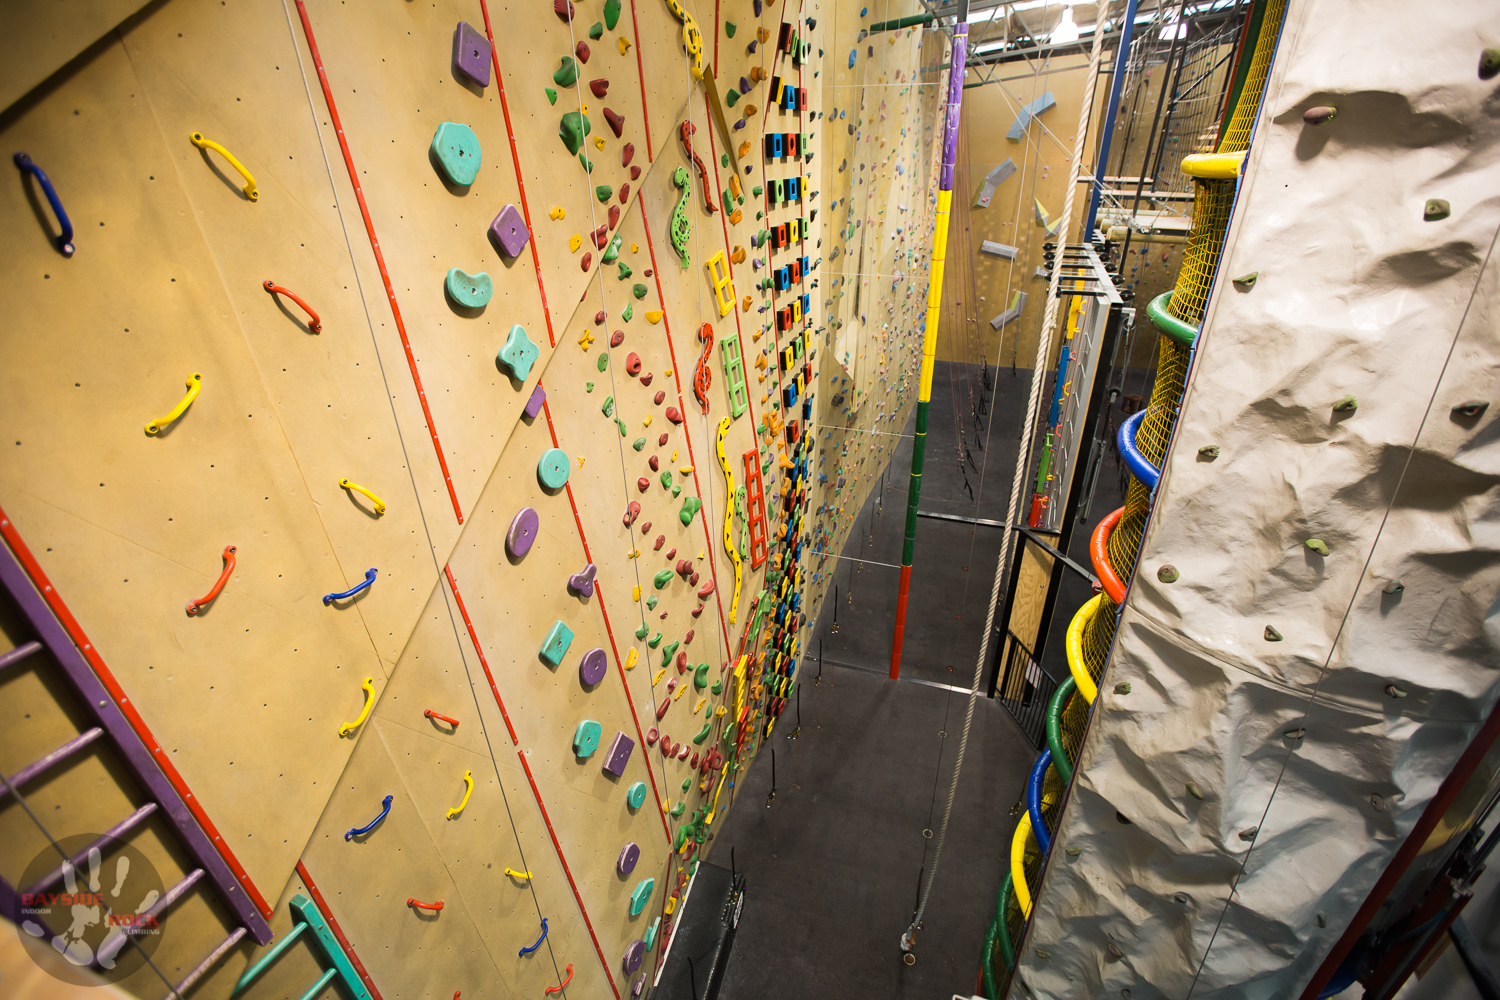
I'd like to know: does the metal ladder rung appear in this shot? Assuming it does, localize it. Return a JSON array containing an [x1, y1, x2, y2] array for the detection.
[[167, 925, 248, 998], [96, 866, 205, 968], [5, 726, 104, 790], [27, 802, 159, 898], [0, 640, 43, 674]]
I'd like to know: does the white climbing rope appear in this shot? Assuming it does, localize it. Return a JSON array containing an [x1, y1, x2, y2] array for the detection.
[[900, 1, 1110, 955]]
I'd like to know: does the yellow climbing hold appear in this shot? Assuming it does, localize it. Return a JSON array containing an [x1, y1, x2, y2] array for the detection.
[[652, 667, 667, 685], [569, 233, 583, 252], [633, 585, 642, 601], [646, 310, 664, 324], [643, 414, 652, 426], [578, 330, 596, 350], [594, 135, 607, 150], [628, 548, 641, 558], [550, 205, 566, 220], [631, 243, 639, 253], [618, 36, 632, 55], [624, 648, 638, 670], [577, 456, 586, 466]]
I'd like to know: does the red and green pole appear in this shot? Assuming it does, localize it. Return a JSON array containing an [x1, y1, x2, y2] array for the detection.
[[891, 21, 967, 678]]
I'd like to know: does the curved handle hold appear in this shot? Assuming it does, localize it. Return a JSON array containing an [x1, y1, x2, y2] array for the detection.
[[186, 544, 237, 615], [407, 898, 445, 911], [339, 479, 386, 515], [519, 918, 548, 956], [13, 153, 74, 256], [324, 567, 377, 605], [424, 709, 460, 727], [264, 280, 322, 332], [345, 794, 394, 840], [145, 372, 203, 435], [504, 868, 533, 880], [544, 964, 574, 996], [445, 769, 474, 819], [190, 132, 258, 201], [338, 677, 376, 737]]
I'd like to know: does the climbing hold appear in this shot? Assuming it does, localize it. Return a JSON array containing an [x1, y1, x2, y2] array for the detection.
[[596, 184, 614, 203], [574, 720, 603, 758], [445, 267, 492, 308], [489, 204, 531, 257], [497, 325, 540, 380], [581, 251, 592, 271], [1332, 394, 1358, 413], [694, 663, 709, 689], [589, 78, 610, 99], [1383, 578, 1405, 595], [545, 87, 558, 105], [1157, 565, 1179, 583], [604, 107, 625, 137], [1482, 48, 1500, 80], [632, 283, 649, 299], [553, 56, 578, 86], [1385, 684, 1408, 699], [588, 21, 604, 40], [653, 569, 674, 589], [1451, 400, 1489, 420], [1114, 682, 1132, 695], [569, 563, 597, 597], [617, 842, 641, 877], [629, 878, 655, 916], [696, 578, 715, 599], [625, 352, 643, 375], [666, 406, 684, 424], [1305, 539, 1330, 556], [430, 122, 483, 185], [541, 621, 575, 666], [560, 112, 592, 155], [618, 36, 631, 55], [1424, 199, 1451, 221], [1302, 106, 1336, 126], [554, 0, 575, 19], [576, 41, 591, 62], [623, 501, 641, 527], [605, 732, 635, 777], [1231, 271, 1258, 288], [1264, 626, 1284, 642], [604, 0, 621, 29], [580, 647, 609, 687], [627, 781, 648, 808], [538, 448, 571, 489], [569, 234, 583, 252], [1185, 782, 1203, 800], [507, 507, 540, 558], [452, 21, 492, 86], [1285, 728, 1307, 740], [680, 497, 702, 525], [1198, 444, 1220, 459], [646, 310, 664, 324]]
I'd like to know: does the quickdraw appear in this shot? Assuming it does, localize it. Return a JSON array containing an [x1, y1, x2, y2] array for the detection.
[[693, 323, 713, 412], [679, 121, 717, 214]]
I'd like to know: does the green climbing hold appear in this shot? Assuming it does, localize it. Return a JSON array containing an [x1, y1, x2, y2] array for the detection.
[[579, 153, 593, 172], [597, 352, 609, 372], [444, 267, 492, 307], [725, 21, 737, 37], [671, 485, 682, 498], [622, 304, 633, 321], [720, 152, 729, 168], [603, 234, 623, 263], [1332, 394, 1358, 413], [632, 437, 646, 451], [545, 87, 558, 105], [1424, 198, 1451, 222], [711, 679, 723, 695], [636, 623, 649, 640], [1264, 625, 1284, 642], [661, 640, 680, 664], [660, 470, 673, 489], [646, 595, 658, 610], [694, 663, 709, 689], [616, 417, 628, 436], [654, 569, 674, 589], [553, 57, 578, 87], [633, 283, 649, 299], [648, 632, 663, 648], [679, 497, 703, 525], [596, 184, 614, 203], [752, 185, 763, 196], [1305, 539, 1330, 556], [588, 20, 603, 39], [602, 396, 615, 416], [585, 382, 594, 392], [559, 111, 591, 155], [604, 0, 621, 30], [692, 721, 711, 744], [726, 89, 739, 108], [681, 779, 692, 793], [617, 261, 633, 280]]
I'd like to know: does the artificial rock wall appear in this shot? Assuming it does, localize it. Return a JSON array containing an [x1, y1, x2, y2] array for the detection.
[[1011, 3, 1500, 998], [0, 0, 942, 996]]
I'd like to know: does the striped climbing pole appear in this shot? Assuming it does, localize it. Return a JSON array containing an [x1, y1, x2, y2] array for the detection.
[[891, 21, 966, 679]]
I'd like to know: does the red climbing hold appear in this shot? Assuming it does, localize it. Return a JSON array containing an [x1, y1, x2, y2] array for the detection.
[[676, 651, 688, 670], [637, 477, 650, 492], [676, 559, 692, 577], [665, 406, 683, 424], [622, 142, 635, 167], [618, 183, 631, 204], [593, 224, 609, 249], [595, 309, 607, 325], [639, 372, 653, 387], [665, 547, 676, 560], [576, 41, 591, 62], [653, 534, 665, 550], [610, 329, 624, 347], [625, 352, 643, 376], [697, 579, 716, 599], [631, 165, 641, 181], [691, 603, 704, 618], [654, 390, 666, 405], [589, 79, 610, 98], [553, 0, 574, 20], [649, 455, 660, 471], [623, 501, 641, 526], [609, 204, 621, 229], [604, 107, 625, 137], [646, 727, 659, 745], [658, 433, 669, 446], [580, 251, 592, 271]]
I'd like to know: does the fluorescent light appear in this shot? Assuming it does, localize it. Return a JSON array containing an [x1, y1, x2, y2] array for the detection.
[[1049, 7, 1080, 43]]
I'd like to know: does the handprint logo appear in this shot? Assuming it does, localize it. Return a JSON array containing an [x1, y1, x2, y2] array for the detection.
[[16, 832, 165, 985]]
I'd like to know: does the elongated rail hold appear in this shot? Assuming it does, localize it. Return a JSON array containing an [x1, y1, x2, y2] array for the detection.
[[186, 545, 237, 615], [339, 677, 376, 737], [424, 709, 460, 727], [13, 153, 74, 255], [504, 868, 532, 880], [407, 898, 444, 911], [345, 795, 393, 840], [339, 479, 386, 515], [190, 132, 258, 200], [1117, 410, 1161, 490], [324, 568, 377, 605], [519, 918, 548, 956], [1090, 507, 1128, 604], [264, 280, 322, 332], [145, 372, 203, 434], [545, 963, 574, 995], [446, 769, 474, 818], [1027, 750, 1054, 854]]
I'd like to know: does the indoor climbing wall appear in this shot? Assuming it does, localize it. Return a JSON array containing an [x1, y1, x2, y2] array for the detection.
[[1008, 2, 1500, 998], [0, 0, 938, 996], [805, 3, 943, 614]]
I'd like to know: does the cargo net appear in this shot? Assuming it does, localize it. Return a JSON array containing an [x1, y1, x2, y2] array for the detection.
[[1217, 0, 1287, 155]]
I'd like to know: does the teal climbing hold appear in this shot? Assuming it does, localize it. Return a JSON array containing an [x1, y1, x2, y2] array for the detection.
[[538, 447, 571, 489], [444, 267, 492, 307], [541, 620, 575, 666], [679, 496, 702, 525], [643, 917, 660, 951], [560, 111, 592, 155], [573, 719, 603, 758], [627, 781, 647, 809], [629, 878, 655, 916], [498, 324, 540, 380], [430, 122, 482, 186]]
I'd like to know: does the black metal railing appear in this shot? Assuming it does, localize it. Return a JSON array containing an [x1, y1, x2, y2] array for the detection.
[[995, 633, 1059, 749]]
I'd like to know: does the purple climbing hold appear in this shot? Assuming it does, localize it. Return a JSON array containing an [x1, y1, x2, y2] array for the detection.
[[569, 562, 597, 597], [753, 0, 762, 14], [739, 76, 752, 94], [579, 647, 609, 687], [490, 204, 530, 258], [524, 383, 546, 419], [452, 22, 492, 86], [604, 731, 635, 777], [623, 940, 645, 975], [617, 840, 641, 876], [506, 507, 539, 558]]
